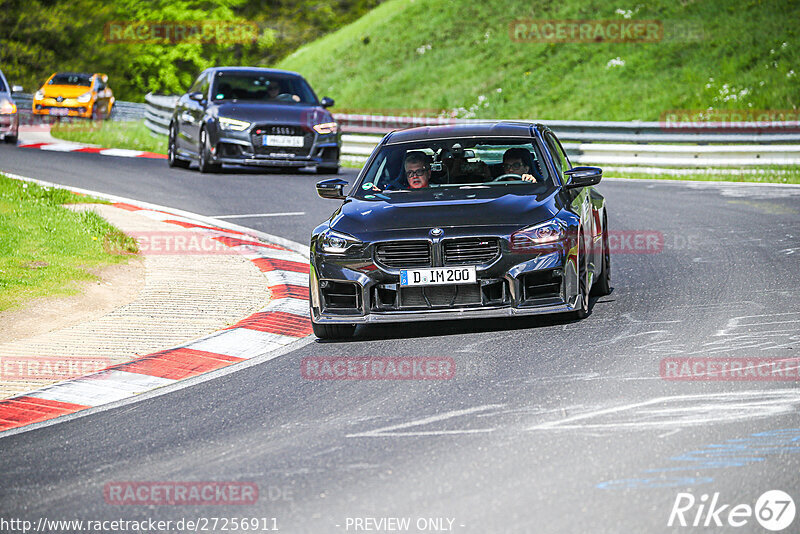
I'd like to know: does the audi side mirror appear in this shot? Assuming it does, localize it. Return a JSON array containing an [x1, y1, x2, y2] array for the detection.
[[188, 92, 205, 102], [564, 166, 602, 189], [320, 97, 335, 108], [316, 178, 348, 200]]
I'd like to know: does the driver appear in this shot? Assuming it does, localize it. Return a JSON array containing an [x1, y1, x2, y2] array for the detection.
[[404, 152, 431, 189], [266, 81, 301, 102], [502, 148, 539, 182]]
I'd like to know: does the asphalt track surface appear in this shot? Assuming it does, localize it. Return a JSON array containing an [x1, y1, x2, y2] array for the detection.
[[2, 144, 800, 533]]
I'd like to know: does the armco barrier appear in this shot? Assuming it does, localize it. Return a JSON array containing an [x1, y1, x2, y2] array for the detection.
[[142, 94, 800, 167]]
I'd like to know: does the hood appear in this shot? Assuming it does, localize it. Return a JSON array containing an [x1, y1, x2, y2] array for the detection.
[[41, 85, 91, 98], [211, 101, 330, 126], [331, 189, 559, 237]]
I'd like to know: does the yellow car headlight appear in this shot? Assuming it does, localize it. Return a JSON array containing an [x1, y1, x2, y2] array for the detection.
[[34, 90, 44, 100], [77, 92, 92, 103]]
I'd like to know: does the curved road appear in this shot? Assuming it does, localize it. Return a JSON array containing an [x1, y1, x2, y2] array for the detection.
[[2, 145, 800, 533]]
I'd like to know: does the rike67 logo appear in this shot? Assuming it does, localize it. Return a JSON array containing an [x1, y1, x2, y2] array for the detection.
[[668, 490, 795, 531]]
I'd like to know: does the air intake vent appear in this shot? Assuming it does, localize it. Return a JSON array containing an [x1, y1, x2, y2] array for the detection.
[[443, 238, 500, 265], [375, 241, 431, 268]]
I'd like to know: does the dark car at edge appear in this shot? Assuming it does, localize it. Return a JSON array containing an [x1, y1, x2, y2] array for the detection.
[[309, 122, 611, 339], [0, 68, 22, 144], [168, 67, 341, 173]]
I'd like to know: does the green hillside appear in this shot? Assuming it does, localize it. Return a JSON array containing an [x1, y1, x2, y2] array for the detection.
[[278, 0, 799, 120]]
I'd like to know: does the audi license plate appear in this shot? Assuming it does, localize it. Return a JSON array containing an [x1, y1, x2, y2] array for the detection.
[[263, 135, 304, 147], [400, 266, 477, 287]]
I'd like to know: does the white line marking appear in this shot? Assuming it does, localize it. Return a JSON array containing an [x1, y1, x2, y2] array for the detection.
[[212, 212, 306, 219], [347, 404, 504, 438]]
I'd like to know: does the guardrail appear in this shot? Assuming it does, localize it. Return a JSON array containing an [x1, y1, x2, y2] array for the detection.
[[13, 93, 146, 121], [142, 95, 800, 167]]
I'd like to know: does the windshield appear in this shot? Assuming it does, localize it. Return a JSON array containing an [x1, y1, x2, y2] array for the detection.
[[48, 73, 92, 86], [353, 137, 555, 200], [210, 72, 317, 104]]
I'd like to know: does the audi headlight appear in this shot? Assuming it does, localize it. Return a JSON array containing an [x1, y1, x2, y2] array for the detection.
[[218, 117, 251, 131], [76, 92, 92, 103], [319, 229, 361, 254], [510, 220, 566, 251], [34, 90, 44, 100], [313, 122, 338, 135], [0, 98, 16, 115]]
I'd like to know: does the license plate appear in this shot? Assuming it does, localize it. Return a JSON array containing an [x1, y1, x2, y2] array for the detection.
[[263, 135, 304, 147], [400, 266, 477, 286], [49, 108, 69, 116]]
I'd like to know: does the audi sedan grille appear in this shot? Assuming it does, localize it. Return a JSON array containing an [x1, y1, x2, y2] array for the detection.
[[443, 238, 500, 265], [375, 241, 431, 268]]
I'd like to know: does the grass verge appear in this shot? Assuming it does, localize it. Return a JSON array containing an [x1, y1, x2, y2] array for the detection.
[[0, 174, 138, 312], [50, 119, 167, 155]]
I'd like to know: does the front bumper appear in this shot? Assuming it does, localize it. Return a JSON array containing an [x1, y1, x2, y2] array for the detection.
[[33, 100, 93, 118], [310, 241, 580, 325], [210, 126, 340, 169]]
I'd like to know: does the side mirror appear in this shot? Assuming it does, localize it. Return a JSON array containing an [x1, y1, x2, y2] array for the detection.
[[564, 166, 602, 189], [188, 92, 205, 102], [11, 85, 23, 94], [320, 97, 334, 108], [316, 178, 348, 200]]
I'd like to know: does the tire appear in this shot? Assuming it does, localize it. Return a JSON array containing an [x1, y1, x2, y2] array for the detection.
[[312, 321, 356, 339], [316, 165, 340, 175], [3, 134, 17, 144], [591, 216, 611, 296], [571, 232, 589, 320], [168, 123, 190, 168], [197, 128, 221, 173]]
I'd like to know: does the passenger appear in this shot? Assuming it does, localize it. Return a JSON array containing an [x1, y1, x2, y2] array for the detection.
[[403, 151, 431, 189], [502, 147, 539, 182]]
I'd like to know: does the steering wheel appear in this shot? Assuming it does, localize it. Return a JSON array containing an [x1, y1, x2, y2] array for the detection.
[[492, 173, 523, 182]]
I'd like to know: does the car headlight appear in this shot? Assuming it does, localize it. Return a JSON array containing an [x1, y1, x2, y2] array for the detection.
[[313, 122, 338, 135], [218, 117, 251, 131], [76, 92, 92, 103], [34, 90, 44, 100], [319, 229, 361, 254], [0, 98, 16, 115], [510, 220, 566, 251]]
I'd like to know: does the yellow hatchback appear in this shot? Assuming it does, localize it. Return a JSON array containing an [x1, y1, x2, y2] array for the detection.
[[32, 72, 115, 119]]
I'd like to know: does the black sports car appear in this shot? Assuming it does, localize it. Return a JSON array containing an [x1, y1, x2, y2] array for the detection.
[[310, 122, 611, 339], [168, 67, 340, 173]]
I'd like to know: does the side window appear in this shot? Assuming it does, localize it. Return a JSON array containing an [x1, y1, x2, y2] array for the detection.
[[189, 73, 206, 94], [199, 74, 210, 99], [545, 133, 570, 178]]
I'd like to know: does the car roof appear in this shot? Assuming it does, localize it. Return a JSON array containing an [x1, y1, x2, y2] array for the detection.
[[384, 121, 544, 144], [209, 67, 303, 78], [52, 72, 95, 77]]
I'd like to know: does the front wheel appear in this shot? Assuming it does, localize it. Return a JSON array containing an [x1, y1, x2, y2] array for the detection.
[[591, 220, 611, 296], [197, 128, 221, 173], [571, 233, 590, 320], [312, 321, 356, 340], [168, 123, 190, 168]]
